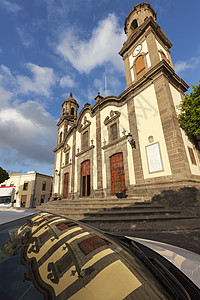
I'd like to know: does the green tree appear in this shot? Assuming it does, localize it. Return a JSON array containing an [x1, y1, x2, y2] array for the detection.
[[178, 80, 200, 137], [0, 167, 9, 184]]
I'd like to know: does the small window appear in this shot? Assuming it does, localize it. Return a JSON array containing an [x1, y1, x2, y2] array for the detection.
[[42, 181, 46, 191], [71, 107, 74, 116], [135, 55, 146, 78], [10, 182, 14, 187], [23, 182, 28, 191], [110, 123, 118, 141], [59, 132, 63, 143], [131, 19, 138, 30], [161, 52, 168, 62], [188, 147, 197, 165], [82, 131, 89, 150], [65, 152, 70, 165]]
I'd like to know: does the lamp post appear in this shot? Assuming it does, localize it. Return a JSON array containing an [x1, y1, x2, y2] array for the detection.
[[127, 133, 136, 149], [55, 170, 60, 177]]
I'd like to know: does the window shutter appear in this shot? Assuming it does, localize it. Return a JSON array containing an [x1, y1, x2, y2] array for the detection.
[[188, 147, 197, 165], [135, 55, 145, 78], [161, 52, 168, 62], [111, 123, 118, 141], [82, 131, 89, 150]]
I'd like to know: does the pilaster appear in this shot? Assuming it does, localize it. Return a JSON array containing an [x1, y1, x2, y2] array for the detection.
[[154, 75, 191, 178], [127, 96, 144, 184]]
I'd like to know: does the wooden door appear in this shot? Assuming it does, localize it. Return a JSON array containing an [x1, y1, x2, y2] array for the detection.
[[63, 173, 69, 198], [21, 195, 26, 207], [110, 153, 126, 194], [81, 160, 90, 197]]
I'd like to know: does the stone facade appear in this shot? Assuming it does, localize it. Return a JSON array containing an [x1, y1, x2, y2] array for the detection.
[[53, 2, 200, 201]]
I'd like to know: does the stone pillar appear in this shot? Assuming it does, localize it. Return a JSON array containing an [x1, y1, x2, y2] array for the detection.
[[127, 96, 145, 185], [154, 76, 191, 178], [146, 30, 160, 67], [95, 110, 104, 197], [71, 131, 76, 199]]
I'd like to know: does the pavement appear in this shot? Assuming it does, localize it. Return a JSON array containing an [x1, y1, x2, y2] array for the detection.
[[0, 206, 200, 255]]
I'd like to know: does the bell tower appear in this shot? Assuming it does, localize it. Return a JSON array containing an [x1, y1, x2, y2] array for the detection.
[[57, 93, 79, 146], [119, 2, 200, 189], [119, 2, 174, 88]]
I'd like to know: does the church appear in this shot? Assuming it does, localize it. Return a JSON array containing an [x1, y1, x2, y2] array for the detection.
[[52, 2, 200, 201]]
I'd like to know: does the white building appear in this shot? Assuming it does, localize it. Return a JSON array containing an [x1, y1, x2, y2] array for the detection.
[[1, 171, 53, 208]]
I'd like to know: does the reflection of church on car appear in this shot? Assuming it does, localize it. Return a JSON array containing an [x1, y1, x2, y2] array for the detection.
[[53, 2, 200, 201], [1, 212, 147, 299]]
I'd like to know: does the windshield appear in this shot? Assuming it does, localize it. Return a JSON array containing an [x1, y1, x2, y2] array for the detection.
[[0, 212, 173, 299]]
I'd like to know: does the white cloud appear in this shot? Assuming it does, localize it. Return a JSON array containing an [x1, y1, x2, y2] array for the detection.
[[174, 56, 200, 73], [16, 26, 33, 48], [0, 100, 57, 166], [60, 75, 75, 88], [0, 0, 22, 14], [56, 13, 125, 74], [0, 64, 58, 171], [0, 86, 13, 108], [0, 63, 56, 97], [17, 63, 56, 97]]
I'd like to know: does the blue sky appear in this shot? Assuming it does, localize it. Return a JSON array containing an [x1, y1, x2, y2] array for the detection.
[[0, 0, 200, 176]]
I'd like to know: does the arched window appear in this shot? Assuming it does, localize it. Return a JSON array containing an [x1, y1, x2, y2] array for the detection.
[[131, 19, 138, 30], [42, 181, 46, 191], [135, 55, 146, 78], [161, 52, 168, 62], [71, 107, 74, 116], [59, 132, 63, 143]]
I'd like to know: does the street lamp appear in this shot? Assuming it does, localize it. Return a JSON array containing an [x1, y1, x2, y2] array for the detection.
[[127, 133, 136, 149], [55, 170, 60, 176]]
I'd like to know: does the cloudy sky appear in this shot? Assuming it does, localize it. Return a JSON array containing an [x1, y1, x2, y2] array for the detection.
[[0, 0, 200, 176]]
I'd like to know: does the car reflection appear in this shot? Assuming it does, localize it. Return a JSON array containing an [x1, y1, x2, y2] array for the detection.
[[1, 212, 173, 300]]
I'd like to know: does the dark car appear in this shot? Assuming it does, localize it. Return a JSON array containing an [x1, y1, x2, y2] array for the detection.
[[0, 211, 199, 299]]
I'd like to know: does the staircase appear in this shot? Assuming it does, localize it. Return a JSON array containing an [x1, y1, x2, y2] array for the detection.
[[36, 197, 198, 232]]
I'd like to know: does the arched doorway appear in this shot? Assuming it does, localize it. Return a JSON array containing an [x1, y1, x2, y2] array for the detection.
[[63, 173, 69, 198], [110, 153, 126, 195], [81, 160, 90, 197]]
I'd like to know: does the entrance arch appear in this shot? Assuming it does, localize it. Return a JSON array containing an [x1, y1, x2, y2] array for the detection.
[[63, 173, 69, 198], [81, 160, 90, 197], [110, 153, 126, 194]]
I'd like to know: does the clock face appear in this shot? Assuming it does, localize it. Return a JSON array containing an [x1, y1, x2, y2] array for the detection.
[[133, 44, 142, 57]]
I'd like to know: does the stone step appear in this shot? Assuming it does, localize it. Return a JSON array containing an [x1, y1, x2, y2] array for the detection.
[[83, 209, 180, 217], [39, 208, 180, 221], [81, 215, 198, 224], [37, 204, 165, 211], [39, 209, 197, 223], [44, 198, 142, 206]]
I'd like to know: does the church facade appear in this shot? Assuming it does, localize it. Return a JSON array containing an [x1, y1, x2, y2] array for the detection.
[[53, 2, 200, 200]]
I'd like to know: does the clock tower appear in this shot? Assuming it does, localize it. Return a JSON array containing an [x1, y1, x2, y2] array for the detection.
[[119, 2, 174, 88], [119, 2, 200, 194]]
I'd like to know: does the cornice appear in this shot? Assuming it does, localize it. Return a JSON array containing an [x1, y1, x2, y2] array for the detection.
[[57, 115, 76, 127], [119, 60, 188, 100], [119, 17, 172, 57], [75, 145, 95, 157], [53, 141, 64, 153], [102, 135, 127, 150]]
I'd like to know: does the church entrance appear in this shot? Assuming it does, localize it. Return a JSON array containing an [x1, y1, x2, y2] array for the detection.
[[81, 160, 90, 197], [63, 172, 69, 198], [110, 153, 126, 195]]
